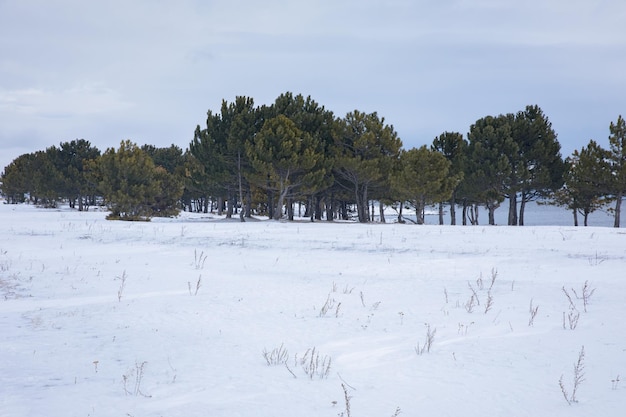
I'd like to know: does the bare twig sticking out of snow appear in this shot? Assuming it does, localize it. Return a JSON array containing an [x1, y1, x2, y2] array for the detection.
[[559, 346, 585, 405]]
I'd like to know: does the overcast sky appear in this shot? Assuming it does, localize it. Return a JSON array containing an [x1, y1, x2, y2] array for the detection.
[[1, 0, 625, 171]]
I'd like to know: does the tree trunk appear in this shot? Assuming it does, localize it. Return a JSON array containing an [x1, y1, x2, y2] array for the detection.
[[519, 197, 526, 226], [415, 197, 426, 225], [274, 184, 289, 221], [326, 192, 334, 222], [315, 196, 323, 221], [287, 198, 294, 221], [237, 151, 245, 222], [438, 202, 444, 225], [217, 196, 223, 215], [462, 199, 468, 226], [508, 193, 518, 225], [379, 201, 386, 224], [486, 200, 499, 225], [614, 193, 623, 228], [340, 201, 349, 221], [573, 209, 578, 226], [267, 189, 274, 220], [396, 202, 403, 223], [226, 190, 234, 219], [245, 187, 252, 218], [356, 184, 369, 223], [449, 193, 456, 225], [468, 204, 479, 225]]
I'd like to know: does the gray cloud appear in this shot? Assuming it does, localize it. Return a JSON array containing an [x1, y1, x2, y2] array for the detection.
[[1, 0, 625, 170]]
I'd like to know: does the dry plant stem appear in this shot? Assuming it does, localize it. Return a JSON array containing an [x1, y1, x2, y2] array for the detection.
[[467, 282, 480, 305], [194, 249, 207, 270], [188, 275, 202, 296], [295, 347, 332, 379], [562, 287, 576, 310], [559, 346, 585, 404], [319, 293, 336, 317], [263, 343, 289, 366], [528, 299, 539, 327], [335, 302, 342, 318], [123, 361, 150, 397], [489, 268, 498, 290], [341, 383, 352, 417], [571, 280, 595, 312], [611, 375, 620, 390], [563, 310, 580, 330], [117, 270, 127, 302], [464, 294, 476, 313], [484, 290, 494, 314], [416, 324, 436, 355]]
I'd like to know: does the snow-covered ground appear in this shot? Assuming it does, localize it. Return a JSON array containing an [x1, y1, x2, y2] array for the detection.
[[1, 203, 625, 417]]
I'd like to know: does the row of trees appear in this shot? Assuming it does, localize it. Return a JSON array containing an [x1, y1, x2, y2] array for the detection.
[[0, 139, 185, 220], [1, 92, 624, 226]]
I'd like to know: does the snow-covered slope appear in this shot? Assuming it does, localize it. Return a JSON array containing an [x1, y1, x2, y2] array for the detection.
[[1, 204, 624, 416]]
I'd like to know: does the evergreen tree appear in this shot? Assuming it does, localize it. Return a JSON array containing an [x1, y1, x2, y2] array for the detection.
[[54, 139, 101, 210], [91, 140, 163, 220], [246, 115, 326, 220], [431, 132, 466, 225], [548, 141, 612, 226], [260, 92, 336, 220], [333, 110, 402, 223], [141, 144, 185, 217], [466, 115, 513, 225], [189, 114, 231, 214], [0, 153, 33, 203], [393, 146, 455, 224], [510, 105, 565, 225], [31, 148, 65, 207], [223, 96, 259, 221], [607, 115, 626, 227]]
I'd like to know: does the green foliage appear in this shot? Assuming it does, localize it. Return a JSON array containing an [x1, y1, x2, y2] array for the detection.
[[607, 115, 626, 227], [53, 139, 101, 210], [94, 140, 171, 221], [548, 140, 612, 226], [466, 115, 512, 224], [333, 110, 402, 222], [510, 105, 565, 224], [393, 146, 455, 224], [246, 115, 326, 220], [141, 144, 186, 217], [1, 153, 33, 203], [431, 132, 467, 224]]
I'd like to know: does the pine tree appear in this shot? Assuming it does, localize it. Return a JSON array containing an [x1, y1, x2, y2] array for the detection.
[[608, 115, 626, 227], [392, 146, 454, 224], [549, 140, 612, 226], [246, 115, 325, 220], [466, 115, 513, 225], [333, 110, 402, 223], [93, 140, 162, 220], [431, 132, 466, 225]]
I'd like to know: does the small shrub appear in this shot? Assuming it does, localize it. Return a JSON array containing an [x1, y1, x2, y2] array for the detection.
[[263, 344, 289, 366]]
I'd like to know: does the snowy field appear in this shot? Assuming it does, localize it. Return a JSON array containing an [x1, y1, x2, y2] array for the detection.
[[1, 203, 625, 417]]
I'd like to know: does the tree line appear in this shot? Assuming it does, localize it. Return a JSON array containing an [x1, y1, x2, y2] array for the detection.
[[1, 92, 625, 226]]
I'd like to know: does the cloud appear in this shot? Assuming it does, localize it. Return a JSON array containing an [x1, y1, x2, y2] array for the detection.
[[0, 84, 132, 118], [1, 0, 625, 171]]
